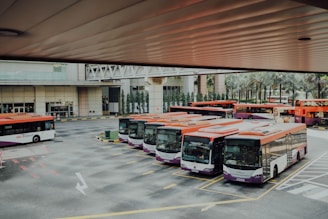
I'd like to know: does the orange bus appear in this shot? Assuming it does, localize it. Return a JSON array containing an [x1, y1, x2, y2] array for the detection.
[[294, 99, 328, 126], [188, 100, 236, 108], [233, 103, 287, 120], [169, 106, 234, 118], [155, 119, 242, 164], [0, 113, 55, 147]]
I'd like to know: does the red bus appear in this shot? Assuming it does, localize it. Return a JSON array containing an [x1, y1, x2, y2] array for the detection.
[[233, 103, 287, 120], [294, 99, 328, 126], [188, 100, 236, 108]]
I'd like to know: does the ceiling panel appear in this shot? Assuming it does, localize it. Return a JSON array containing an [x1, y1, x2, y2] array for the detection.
[[0, 0, 328, 73]]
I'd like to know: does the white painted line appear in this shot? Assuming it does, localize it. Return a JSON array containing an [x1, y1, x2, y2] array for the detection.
[[289, 184, 317, 194], [307, 189, 328, 199]]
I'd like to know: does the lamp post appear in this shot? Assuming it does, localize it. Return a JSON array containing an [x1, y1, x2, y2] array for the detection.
[[278, 74, 283, 103]]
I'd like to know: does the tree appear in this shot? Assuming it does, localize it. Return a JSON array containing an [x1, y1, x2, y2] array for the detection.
[[126, 94, 131, 114], [140, 92, 145, 113], [146, 92, 149, 113], [121, 90, 125, 115], [130, 92, 135, 114]]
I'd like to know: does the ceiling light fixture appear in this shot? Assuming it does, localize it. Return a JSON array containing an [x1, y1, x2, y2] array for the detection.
[[0, 28, 24, 36]]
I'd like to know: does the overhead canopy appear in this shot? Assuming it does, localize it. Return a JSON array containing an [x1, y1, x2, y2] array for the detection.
[[1, 0, 328, 73]]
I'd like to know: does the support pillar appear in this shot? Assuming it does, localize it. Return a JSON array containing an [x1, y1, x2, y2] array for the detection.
[[214, 74, 226, 96], [145, 77, 167, 114], [197, 75, 208, 96], [183, 75, 194, 95]]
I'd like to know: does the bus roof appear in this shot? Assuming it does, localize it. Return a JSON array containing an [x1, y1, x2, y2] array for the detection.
[[225, 123, 306, 145], [184, 121, 269, 138], [157, 119, 242, 131], [0, 114, 54, 125], [234, 103, 287, 107]]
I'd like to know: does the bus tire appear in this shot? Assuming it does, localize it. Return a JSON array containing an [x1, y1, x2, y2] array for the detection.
[[33, 135, 40, 143], [297, 152, 300, 162], [248, 115, 253, 119], [313, 121, 319, 127], [273, 165, 278, 178]]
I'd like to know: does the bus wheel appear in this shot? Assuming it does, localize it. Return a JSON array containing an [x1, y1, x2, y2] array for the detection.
[[33, 135, 40, 143], [297, 152, 301, 162], [313, 121, 319, 127], [273, 165, 278, 178], [248, 115, 253, 119]]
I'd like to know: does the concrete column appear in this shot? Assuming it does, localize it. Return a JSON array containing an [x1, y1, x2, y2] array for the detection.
[[34, 86, 46, 115], [145, 77, 167, 114], [183, 75, 194, 95], [214, 74, 226, 95], [197, 75, 208, 96]]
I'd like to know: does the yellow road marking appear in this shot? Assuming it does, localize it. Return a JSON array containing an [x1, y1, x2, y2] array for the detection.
[[142, 170, 154, 175], [173, 170, 210, 181], [56, 198, 253, 219], [163, 183, 176, 190], [112, 152, 123, 156], [126, 160, 137, 165]]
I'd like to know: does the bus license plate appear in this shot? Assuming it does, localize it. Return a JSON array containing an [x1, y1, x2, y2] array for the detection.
[[191, 169, 199, 173], [236, 178, 245, 182]]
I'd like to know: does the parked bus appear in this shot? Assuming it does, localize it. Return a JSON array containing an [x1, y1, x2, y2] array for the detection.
[[273, 106, 295, 123], [155, 119, 242, 164], [223, 123, 307, 183], [181, 121, 270, 175], [0, 113, 55, 147], [188, 100, 236, 108], [294, 99, 328, 126], [170, 106, 234, 118], [266, 95, 290, 104], [118, 112, 187, 142], [233, 103, 287, 119], [143, 114, 218, 154], [127, 112, 188, 147]]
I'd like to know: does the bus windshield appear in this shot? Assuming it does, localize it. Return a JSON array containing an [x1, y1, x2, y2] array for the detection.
[[128, 122, 144, 139], [182, 135, 210, 164], [156, 129, 181, 153], [224, 139, 260, 168], [144, 124, 159, 144], [119, 120, 129, 134]]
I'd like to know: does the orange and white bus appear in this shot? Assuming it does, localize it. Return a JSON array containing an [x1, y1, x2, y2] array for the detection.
[[155, 119, 242, 164], [170, 106, 234, 118], [223, 123, 307, 183], [233, 103, 287, 120], [127, 112, 188, 147], [0, 113, 55, 147], [188, 100, 236, 108], [273, 106, 295, 123], [267, 96, 290, 104], [181, 121, 269, 175], [143, 114, 218, 154], [294, 99, 328, 126], [119, 112, 187, 143]]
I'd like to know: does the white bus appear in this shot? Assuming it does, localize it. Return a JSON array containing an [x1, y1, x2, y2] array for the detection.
[[223, 123, 307, 183], [0, 113, 55, 147]]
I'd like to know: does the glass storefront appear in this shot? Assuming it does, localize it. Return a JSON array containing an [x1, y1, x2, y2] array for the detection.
[[0, 103, 35, 113], [46, 101, 73, 117]]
